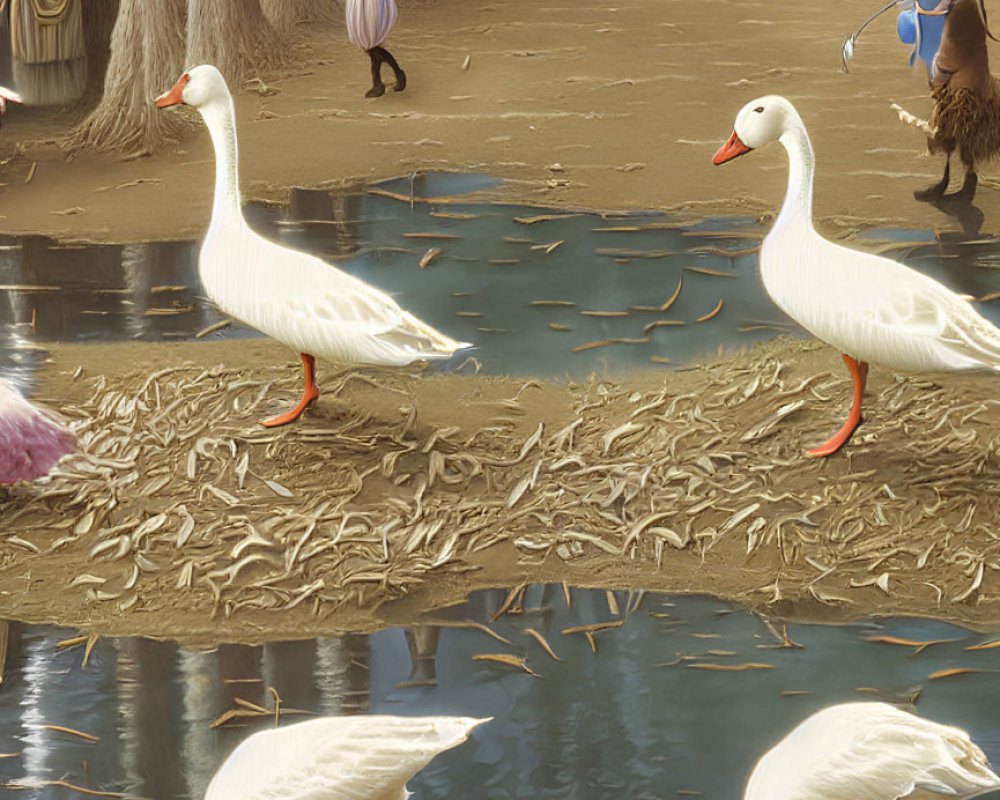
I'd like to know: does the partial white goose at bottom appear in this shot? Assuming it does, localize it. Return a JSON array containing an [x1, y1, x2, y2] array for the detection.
[[206, 714, 488, 800], [745, 702, 999, 800]]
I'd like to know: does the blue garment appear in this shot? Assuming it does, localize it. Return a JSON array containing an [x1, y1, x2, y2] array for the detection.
[[897, 0, 947, 76]]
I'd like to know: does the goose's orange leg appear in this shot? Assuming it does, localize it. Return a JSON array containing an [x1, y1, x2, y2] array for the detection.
[[807, 355, 869, 458], [261, 353, 319, 427]]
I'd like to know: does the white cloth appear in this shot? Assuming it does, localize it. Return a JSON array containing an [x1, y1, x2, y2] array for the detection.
[[345, 0, 397, 50]]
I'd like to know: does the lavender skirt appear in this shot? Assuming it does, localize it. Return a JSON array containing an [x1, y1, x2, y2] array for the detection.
[[345, 0, 398, 50]]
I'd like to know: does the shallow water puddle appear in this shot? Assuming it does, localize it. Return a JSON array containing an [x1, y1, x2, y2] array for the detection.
[[1, 588, 999, 799], [5, 173, 1000, 395], [1, 172, 778, 394]]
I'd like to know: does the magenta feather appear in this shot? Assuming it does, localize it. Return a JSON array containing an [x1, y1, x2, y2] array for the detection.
[[345, 0, 398, 50], [0, 379, 74, 484]]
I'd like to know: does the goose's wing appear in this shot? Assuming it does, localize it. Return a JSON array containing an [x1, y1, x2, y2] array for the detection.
[[0, 380, 74, 483], [858, 254, 1000, 370], [286, 271, 470, 364], [216, 235, 470, 364], [745, 703, 999, 800], [791, 240, 1000, 371], [205, 715, 488, 800]]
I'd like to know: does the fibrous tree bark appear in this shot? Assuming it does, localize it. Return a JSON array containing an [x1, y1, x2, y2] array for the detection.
[[186, 0, 281, 85], [80, 0, 121, 102], [68, 0, 188, 153], [261, 0, 336, 32]]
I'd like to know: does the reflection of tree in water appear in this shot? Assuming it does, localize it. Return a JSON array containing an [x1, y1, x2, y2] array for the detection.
[[116, 637, 185, 798], [315, 635, 371, 715], [0, 235, 214, 347], [0, 186, 365, 373], [13, 629, 120, 793], [399, 625, 441, 689], [0, 622, 24, 787], [280, 186, 363, 261], [179, 644, 262, 799], [902, 226, 1000, 305], [176, 635, 373, 798], [0, 244, 41, 393], [399, 586, 661, 800]]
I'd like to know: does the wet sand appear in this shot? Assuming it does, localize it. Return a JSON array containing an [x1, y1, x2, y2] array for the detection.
[[0, 0, 991, 244], [2, 336, 999, 644]]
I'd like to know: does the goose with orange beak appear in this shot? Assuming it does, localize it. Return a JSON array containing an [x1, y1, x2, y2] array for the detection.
[[714, 95, 1000, 457], [155, 66, 470, 428]]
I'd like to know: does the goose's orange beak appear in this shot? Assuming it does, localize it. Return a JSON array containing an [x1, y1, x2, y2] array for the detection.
[[713, 131, 752, 165], [155, 73, 190, 108]]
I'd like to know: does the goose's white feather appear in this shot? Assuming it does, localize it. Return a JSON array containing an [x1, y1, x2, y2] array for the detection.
[[731, 95, 1000, 374], [745, 702, 999, 800], [178, 65, 469, 367], [205, 715, 488, 800]]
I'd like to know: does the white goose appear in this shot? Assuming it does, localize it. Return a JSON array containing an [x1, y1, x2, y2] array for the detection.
[[714, 95, 1000, 456], [204, 715, 488, 800], [745, 702, 999, 800], [155, 66, 469, 427], [0, 377, 74, 484]]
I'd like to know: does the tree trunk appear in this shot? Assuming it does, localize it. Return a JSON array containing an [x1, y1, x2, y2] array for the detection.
[[261, 0, 335, 32], [186, 0, 280, 85], [67, 0, 188, 153], [81, 0, 121, 102]]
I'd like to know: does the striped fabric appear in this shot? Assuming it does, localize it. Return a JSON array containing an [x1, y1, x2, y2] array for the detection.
[[344, 0, 397, 50], [10, 0, 83, 64]]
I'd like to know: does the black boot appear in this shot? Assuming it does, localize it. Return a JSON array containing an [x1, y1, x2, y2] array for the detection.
[[374, 45, 406, 92], [365, 48, 386, 98]]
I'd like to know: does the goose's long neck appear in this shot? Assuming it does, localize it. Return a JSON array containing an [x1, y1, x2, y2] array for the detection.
[[199, 96, 243, 228], [775, 118, 815, 229]]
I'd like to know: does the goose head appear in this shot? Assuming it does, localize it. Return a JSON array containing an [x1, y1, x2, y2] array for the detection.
[[713, 95, 796, 165], [155, 64, 229, 109]]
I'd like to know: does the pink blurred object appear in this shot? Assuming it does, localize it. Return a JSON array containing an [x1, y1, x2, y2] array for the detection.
[[0, 378, 74, 484], [345, 0, 397, 50], [0, 85, 22, 116]]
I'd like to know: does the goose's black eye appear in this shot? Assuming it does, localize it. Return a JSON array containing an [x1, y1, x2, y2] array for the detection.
[[753, 106, 764, 113]]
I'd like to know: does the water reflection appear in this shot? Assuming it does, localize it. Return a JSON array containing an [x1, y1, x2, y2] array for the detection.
[[5, 173, 1000, 398], [0, 173, 787, 397], [0, 588, 999, 799], [4, 173, 1000, 400]]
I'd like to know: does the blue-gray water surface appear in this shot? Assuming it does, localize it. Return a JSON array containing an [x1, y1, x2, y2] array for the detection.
[[1, 587, 1000, 799], [4, 173, 1000, 396]]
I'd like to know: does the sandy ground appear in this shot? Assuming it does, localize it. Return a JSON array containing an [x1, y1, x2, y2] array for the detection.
[[0, 0, 991, 244], [5, 0, 1000, 643], [2, 336, 1000, 644]]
